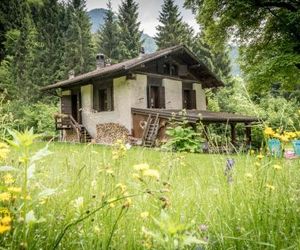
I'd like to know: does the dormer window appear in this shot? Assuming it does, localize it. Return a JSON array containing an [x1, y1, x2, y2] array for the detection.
[[163, 63, 178, 76]]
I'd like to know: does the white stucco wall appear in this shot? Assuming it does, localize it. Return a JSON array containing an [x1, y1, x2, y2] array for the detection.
[[78, 75, 207, 138], [163, 79, 182, 109], [80, 74, 147, 137], [193, 83, 206, 110]]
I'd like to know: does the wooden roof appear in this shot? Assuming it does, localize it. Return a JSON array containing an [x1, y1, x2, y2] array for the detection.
[[41, 45, 224, 91], [131, 108, 259, 123]]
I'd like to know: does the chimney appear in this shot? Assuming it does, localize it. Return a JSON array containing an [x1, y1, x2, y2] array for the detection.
[[96, 53, 106, 69], [139, 47, 145, 58], [68, 70, 75, 79]]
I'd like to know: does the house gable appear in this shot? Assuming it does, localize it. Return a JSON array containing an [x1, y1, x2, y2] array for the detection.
[[41, 45, 223, 91]]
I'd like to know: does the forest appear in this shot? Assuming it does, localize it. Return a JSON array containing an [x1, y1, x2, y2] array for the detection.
[[0, 0, 299, 140], [1, 1, 300, 249]]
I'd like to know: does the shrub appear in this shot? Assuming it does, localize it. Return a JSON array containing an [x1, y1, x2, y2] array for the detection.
[[163, 111, 204, 153], [7, 101, 58, 138]]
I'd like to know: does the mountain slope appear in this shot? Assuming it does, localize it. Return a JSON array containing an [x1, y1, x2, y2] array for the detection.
[[88, 8, 107, 33]]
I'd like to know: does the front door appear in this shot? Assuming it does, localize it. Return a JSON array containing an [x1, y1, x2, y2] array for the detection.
[[71, 90, 82, 123]]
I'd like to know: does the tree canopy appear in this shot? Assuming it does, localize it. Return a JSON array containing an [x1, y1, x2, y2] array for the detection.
[[155, 0, 194, 49], [97, 0, 119, 63], [184, 0, 300, 94], [117, 0, 143, 60]]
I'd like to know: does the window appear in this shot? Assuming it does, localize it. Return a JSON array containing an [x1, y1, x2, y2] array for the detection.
[[99, 89, 108, 111], [147, 76, 165, 109], [163, 63, 178, 76], [93, 80, 113, 111], [182, 82, 196, 110]]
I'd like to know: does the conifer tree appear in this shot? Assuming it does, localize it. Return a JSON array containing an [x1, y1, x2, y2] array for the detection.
[[117, 0, 143, 60], [192, 32, 231, 81], [97, 0, 119, 63], [155, 0, 193, 49], [64, 0, 95, 75]]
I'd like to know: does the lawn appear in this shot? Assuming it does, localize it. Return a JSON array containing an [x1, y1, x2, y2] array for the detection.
[[1, 141, 300, 249]]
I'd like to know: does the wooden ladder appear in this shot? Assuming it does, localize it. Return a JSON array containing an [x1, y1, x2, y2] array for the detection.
[[142, 113, 160, 147]]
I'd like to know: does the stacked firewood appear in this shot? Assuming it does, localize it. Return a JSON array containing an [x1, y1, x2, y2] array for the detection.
[[96, 123, 130, 144]]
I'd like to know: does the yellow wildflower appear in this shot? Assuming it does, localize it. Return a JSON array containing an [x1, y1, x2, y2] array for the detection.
[[0, 224, 11, 234], [142, 169, 160, 180], [1, 216, 11, 225], [0, 192, 11, 202], [0, 142, 10, 161], [0, 210, 12, 234], [7, 187, 21, 193], [123, 197, 132, 208], [106, 169, 114, 175], [3, 174, 14, 185], [265, 184, 275, 191], [245, 173, 253, 179], [108, 198, 117, 208], [132, 173, 141, 180], [140, 211, 149, 219], [273, 164, 282, 170], [256, 154, 264, 160], [115, 183, 126, 193], [133, 163, 149, 171], [94, 225, 101, 233], [254, 162, 261, 167], [264, 127, 274, 136], [279, 135, 289, 143]]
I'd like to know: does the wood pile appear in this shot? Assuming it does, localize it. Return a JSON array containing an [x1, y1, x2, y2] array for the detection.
[[96, 123, 130, 144]]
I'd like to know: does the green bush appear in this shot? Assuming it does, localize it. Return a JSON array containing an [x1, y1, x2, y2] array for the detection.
[[163, 112, 204, 153], [7, 100, 58, 137]]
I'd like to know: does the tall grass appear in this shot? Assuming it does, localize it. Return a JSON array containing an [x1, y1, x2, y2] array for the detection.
[[1, 141, 300, 249]]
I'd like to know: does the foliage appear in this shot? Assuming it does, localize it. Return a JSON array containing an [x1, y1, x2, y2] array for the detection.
[[1, 139, 300, 248], [205, 77, 300, 148], [64, 0, 95, 75], [163, 111, 204, 153], [184, 0, 300, 94], [0, 92, 14, 138], [155, 0, 194, 49], [97, 0, 119, 63], [117, 0, 143, 60], [3, 100, 57, 137], [142, 211, 206, 249]]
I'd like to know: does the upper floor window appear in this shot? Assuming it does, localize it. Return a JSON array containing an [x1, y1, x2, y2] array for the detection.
[[182, 82, 196, 110], [163, 63, 178, 76], [147, 76, 165, 109], [93, 80, 114, 112]]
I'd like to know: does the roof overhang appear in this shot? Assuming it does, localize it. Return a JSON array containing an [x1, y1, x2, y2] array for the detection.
[[131, 108, 259, 124], [41, 45, 224, 91]]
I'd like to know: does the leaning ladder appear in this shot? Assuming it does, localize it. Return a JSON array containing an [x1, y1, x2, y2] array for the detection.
[[142, 113, 160, 147]]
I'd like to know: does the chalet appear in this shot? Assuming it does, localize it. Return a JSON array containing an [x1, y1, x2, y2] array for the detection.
[[42, 45, 258, 147]]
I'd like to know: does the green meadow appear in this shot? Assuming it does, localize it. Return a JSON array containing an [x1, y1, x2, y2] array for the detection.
[[1, 140, 300, 249]]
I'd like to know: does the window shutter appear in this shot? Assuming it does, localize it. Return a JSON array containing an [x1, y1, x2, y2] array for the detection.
[[147, 84, 151, 108], [110, 86, 114, 111], [190, 90, 196, 109], [61, 95, 72, 114], [93, 87, 99, 111], [159, 86, 165, 109]]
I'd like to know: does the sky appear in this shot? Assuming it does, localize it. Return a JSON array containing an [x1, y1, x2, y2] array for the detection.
[[85, 0, 199, 36]]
